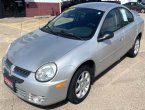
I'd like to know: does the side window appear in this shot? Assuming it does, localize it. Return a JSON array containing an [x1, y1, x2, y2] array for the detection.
[[99, 9, 121, 35], [119, 8, 134, 26]]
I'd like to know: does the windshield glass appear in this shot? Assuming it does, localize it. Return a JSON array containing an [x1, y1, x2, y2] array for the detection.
[[41, 8, 104, 40]]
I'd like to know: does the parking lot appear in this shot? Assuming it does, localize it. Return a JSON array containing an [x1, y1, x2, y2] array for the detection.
[[0, 14, 145, 110]]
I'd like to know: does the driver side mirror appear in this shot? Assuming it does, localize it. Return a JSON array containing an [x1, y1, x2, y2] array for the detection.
[[98, 31, 114, 42]]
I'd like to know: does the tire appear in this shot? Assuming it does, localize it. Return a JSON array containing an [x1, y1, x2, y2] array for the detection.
[[141, 9, 145, 13], [67, 65, 92, 104], [127, 37, 140, 58]]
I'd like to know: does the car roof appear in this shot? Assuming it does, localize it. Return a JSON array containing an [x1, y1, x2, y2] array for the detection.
[[73, 2, 122, 12]]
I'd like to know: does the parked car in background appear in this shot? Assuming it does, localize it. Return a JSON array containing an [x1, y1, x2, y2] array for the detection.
[[61, 0, 121, 11], [140, 2, 145, 5], [124, 2, 145, 13], [2, 2, 144, 106], [101, 0, 121, 4]]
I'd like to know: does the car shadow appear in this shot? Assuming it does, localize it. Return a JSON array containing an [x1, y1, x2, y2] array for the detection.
[[23, 56, 127, 109], [22, 99, 68, 109]]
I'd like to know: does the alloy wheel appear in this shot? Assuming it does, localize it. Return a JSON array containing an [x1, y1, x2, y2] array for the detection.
[[75, 71, 91, 99], [134, 39, 140, 55]]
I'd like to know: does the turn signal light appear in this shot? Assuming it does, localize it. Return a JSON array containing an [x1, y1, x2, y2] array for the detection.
[[55, 82, 65, 88]]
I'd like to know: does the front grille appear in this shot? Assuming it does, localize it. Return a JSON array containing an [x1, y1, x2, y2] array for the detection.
[[5, 59, 12, 69], [5, 58, 31, 78], [14, 66, 31, 77]]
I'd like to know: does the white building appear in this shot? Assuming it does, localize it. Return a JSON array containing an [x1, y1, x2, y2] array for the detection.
[[120, 0, 138, 4]]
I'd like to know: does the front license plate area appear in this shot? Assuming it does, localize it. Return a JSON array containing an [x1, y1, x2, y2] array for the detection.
[[4, 76, 16, 92]]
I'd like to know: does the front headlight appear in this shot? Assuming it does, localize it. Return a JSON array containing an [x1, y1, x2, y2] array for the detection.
[[35, 63, 57, 82]]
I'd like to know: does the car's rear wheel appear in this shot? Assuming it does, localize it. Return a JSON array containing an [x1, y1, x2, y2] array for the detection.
[[141, 9, 145, 13], [67, 65, 92, 104], [127, 37, 140, 58]]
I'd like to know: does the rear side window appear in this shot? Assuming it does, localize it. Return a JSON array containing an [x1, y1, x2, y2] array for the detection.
[[119, 8, 134, 26]]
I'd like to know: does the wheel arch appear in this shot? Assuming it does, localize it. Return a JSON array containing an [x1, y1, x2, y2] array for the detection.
[[67, 59, 96, 100], [137, 32, 142, 40], [70, 60, 96, 85]]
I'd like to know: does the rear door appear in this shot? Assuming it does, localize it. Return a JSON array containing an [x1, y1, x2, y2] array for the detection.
[[118, 8, 137, 53], [95, 9, 125, 75]]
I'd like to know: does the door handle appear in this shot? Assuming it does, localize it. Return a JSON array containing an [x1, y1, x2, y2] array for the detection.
[[120, 37, 124, 41]]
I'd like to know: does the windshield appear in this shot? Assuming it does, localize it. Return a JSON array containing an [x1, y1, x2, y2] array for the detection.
[[41, 8, 104, 40]]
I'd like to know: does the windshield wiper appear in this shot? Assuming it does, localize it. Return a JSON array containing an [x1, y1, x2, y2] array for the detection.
[[41, 27, 84, 40], [58, 30, 84, 40], [41, 26, 59, 35]]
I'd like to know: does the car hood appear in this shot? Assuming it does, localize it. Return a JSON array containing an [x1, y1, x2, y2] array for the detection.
[[7, 29, 84, 72]]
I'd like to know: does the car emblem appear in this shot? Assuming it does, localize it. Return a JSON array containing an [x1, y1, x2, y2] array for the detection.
[[9, 65, 15, 76]]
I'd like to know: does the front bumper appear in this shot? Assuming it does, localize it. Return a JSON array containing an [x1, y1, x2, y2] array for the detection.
[[2, 57, 70, 106]]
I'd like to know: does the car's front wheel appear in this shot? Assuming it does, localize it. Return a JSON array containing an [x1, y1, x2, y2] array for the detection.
[[67, 65, 92, 104], [127, 37, 140, 58]]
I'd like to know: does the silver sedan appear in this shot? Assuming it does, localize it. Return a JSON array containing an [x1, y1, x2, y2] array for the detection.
[[2, 2, 144, 106]]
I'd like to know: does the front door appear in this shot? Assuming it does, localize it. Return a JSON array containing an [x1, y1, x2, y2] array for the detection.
[[95, 9, 125, 75]]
